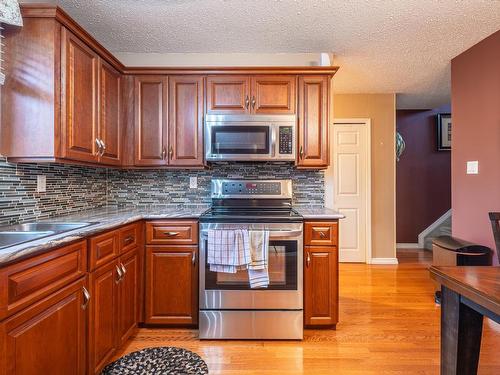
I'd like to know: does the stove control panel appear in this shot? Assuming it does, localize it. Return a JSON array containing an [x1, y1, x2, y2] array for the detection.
[[222, 181, 281, 195]]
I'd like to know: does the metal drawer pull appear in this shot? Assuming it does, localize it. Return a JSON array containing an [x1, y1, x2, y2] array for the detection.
[[124, 236, 134, 245], [192, 252, 196, 266], [306, 251, 311, 268], [164, 231, 179, 236], [115, 264, 123, 283], [82, 287, 90, 310], [120, 263, 127, 276]]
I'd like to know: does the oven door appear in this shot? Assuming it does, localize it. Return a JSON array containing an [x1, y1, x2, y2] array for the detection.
[[199, 223, 303, 310]]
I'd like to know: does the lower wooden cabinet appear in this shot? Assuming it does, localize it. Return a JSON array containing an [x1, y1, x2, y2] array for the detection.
[[304, 246, 338, 327], [88, 248, 138, 374], [0, 277, 88, 375], [145, 246, 198, 325]]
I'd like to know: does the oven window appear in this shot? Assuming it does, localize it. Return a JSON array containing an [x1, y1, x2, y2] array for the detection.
[[211, 126, 269, 154], [205, 240, 298, 290]]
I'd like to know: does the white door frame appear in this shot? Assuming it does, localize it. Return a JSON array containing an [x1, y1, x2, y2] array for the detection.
[[327, 118, 372, 263]]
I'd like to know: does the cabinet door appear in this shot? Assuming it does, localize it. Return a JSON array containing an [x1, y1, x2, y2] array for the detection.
[[297, 76, 329, 168], [61, 28, 99, 163], [304, 246, 338, 327], [168, 76, 204, 166], [99, 60, 121, 166], [145, 246, 198, 325], [251, 75, 296, 114], [134, 76, 168, 166], [117, 249, 138, 346], [0, 278, 87, 375], [206, 75, 250, 114], [89, 260, 119, 375]]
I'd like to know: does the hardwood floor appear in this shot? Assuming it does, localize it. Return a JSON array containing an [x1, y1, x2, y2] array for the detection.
[[113, 249, 500, 374]]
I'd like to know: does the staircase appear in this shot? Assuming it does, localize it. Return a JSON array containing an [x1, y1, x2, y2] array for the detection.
[[418, 210, 452, 250]]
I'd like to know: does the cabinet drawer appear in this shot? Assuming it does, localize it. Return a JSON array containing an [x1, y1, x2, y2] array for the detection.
[[119, 222, 141, 254], [89, 230, 119, 270], [146, 221, 198, 245], [0, 240, 87, 320], [304, 222, 338, 246]]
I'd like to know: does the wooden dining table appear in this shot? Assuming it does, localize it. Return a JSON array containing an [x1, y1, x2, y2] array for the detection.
[[429, 266, 500, 375]]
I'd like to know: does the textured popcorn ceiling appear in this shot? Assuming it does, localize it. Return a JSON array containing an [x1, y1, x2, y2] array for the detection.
[[25, 0, 500, 108]]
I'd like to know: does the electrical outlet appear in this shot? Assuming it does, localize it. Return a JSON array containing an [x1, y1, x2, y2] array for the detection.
[[37, 175, 46, 192], [466, 161, 479, 175], [189, 176, 198, 189]]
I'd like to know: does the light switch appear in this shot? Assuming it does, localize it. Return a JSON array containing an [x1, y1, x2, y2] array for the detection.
[[466, 161, 479, 175], [189, 176, 198, 189], [37, 175, 46, 192]]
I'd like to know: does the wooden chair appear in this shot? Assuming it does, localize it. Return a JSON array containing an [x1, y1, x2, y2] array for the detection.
[[488, 212, 500, 264]]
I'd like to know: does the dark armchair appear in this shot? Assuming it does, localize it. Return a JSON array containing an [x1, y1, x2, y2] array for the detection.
[[489, 212, 500, 264]]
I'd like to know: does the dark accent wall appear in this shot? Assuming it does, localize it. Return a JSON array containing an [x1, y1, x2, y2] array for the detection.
[[0, 158, 324, 226], [396, 105, 451, 243], [451, 30, 500, 265]]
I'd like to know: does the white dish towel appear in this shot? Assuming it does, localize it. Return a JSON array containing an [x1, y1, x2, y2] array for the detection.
[[207, 229, 250, 273], [248, 230, 270, 288]]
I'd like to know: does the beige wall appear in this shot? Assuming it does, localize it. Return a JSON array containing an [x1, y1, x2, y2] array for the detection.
[[327, 94, 396, 260]]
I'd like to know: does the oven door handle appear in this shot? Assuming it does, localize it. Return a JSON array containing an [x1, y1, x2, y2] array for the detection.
[[200, 230, 302, 239]]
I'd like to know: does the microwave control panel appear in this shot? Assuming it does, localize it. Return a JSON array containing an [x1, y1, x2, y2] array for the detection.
[[278, 127, 293, 154]]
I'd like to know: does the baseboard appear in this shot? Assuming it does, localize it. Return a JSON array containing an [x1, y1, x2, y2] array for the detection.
[[370, 257, 399, 265], [396, 243, 420, 249]]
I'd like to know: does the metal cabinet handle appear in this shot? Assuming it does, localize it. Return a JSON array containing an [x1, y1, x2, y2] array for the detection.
[[251, 96, 256, 109], [192, 252, 196, 266], [115, 264, 123, 284], [168, 146, 173, 159], [306, 251, 311, 268], [161, 147, 166, 160], [100, 140, 106, 156], [95, 138, 102, 156], [245, 95, 249, 109], [299, 145, 304, 159], [120, 263, 127, 276], [164, 231, 179, 236], [82, 286, 90, 310], [124, 236, 134, 245]]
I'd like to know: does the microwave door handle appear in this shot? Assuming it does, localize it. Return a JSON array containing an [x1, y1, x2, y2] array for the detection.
[[271, 128, 276, 157]]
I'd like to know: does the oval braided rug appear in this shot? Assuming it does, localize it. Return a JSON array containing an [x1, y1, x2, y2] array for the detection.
[[101, 347, 209, 375]]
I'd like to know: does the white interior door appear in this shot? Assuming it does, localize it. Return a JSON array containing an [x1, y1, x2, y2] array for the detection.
[[331, 120, 371, 263]]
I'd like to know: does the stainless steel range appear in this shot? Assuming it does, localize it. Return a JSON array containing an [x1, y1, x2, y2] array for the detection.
[[199, 179, 303, 340]]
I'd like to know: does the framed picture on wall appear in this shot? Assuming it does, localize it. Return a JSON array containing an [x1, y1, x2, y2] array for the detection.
[[437, 113, 452, 151]]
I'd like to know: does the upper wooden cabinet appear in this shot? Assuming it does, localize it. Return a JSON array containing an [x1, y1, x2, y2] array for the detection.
[[168, 76, 204, 166], [206, 75, 296, 115], [99, 61, 122, 166], [61, 28, 99, 163], [134, 76, 169, 166], [297, 76, 330, 168], [206, 75, 250, 114], [251, 75, 296, 114]]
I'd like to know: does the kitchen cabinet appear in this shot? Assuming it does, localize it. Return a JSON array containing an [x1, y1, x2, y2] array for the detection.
[[297, 76, 329, 168], [117, 249, 139, 346], [99, 60, 122, 166], [304, 220, 339, 327], [145, 246, 198, 325], [134, 76, 169, 166], [61, 27, 99, 164], [168, 76, 204, 166], [89, 259, 119, 375], [206, 74, 296, 115], [206, 75, 250, 114], [0, 278, 88, 375]]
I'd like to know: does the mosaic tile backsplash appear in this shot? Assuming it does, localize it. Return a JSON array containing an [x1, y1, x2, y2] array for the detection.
[[0, 158, 324, 226]]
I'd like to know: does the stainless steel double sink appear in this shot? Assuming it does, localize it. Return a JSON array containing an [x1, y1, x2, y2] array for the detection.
[[0, 222, 97, 249]]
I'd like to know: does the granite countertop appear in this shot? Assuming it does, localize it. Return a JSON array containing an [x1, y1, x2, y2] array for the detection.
[[0, 205, 344, 266], [0, 205, 209, 266], [295, 207, 345, 220]]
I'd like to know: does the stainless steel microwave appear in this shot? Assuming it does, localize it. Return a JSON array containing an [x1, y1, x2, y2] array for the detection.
[[204, 114, 296, 162]]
